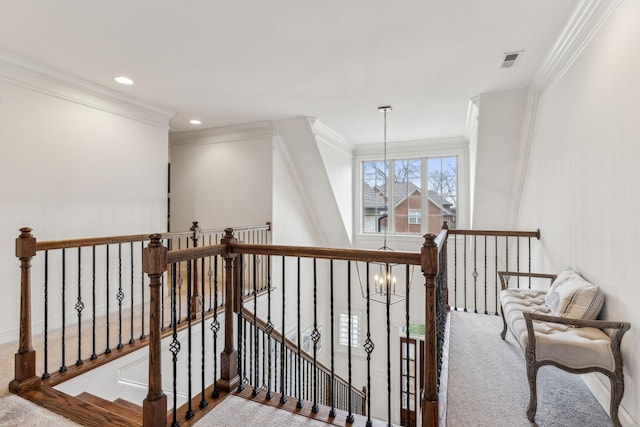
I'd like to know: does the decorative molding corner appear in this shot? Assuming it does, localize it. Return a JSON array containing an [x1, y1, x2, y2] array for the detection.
[[532, 0, 623, 96], [509, 0, 622, 227], [169, 120, 273, 146], [310, 118, 354, 156], [465, 97, 479, 141], [0, 50, 174, 128]]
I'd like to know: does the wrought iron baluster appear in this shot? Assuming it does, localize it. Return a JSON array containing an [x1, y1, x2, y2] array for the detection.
[[261, 330, 266, 390], [484, 235, 488, 314], [505, 236, 509, 288], [495, 236, 499, 315], [517, 237, 520, 287], [386, 263, 391, 425], [454, 236, 458, 310], [105, 245, 111, 354], [177, 239, 183, 323], [243, 313, 248, 388], [141, 241, 146, 339], [170, 263, 180, 427], [346, 261, 354, 423], [473, 235, 478, 313], [279, 256, 287, 403], [311, 259, 320, 413], [265, 255, 273, 399], [528, 237, 532, 288], [127, 242, 134, 345], [329, 259, 336, 418], [208, 235, 213, 312], [76, 247, 84, 366], [405, 264, 411, 427], [60, 248, 67, 373], [186, 260, 194, 419], [91, 247, 97, 360], [463, 236, 467, 312], [253, 255, 260, 397], [296, 257, 303, 408], [364, 263, 373, 427], [200, 256, 208, 410], [42, 251, 50, 379], [117, 243, 124, 350], [237, 255, 245, 392], [211, 254, 220, 399]]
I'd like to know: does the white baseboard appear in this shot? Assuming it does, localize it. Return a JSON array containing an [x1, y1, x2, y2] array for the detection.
[[582, 373, 638, 427]]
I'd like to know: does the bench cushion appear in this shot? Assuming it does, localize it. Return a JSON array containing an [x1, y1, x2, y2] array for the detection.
[[501, 287, 614, 371], [533, 323, 614, 371], [501, 288, 550, 348]]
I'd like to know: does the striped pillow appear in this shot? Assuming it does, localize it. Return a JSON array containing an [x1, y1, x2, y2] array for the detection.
[[548, 271, 604, 320]]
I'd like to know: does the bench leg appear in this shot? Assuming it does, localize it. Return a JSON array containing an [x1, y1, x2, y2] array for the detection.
[[610, 373, 624, 427], [499, 306, 508, 340], [526, 362, 538, 422]]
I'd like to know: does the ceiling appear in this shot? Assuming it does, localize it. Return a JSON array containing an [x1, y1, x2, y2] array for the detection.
[[0, 1, 578, 144]]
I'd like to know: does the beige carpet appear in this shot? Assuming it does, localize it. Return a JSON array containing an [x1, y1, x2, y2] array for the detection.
[[446, 311, 612, 427], [0, 393, 333, 427], [193, 395, 330, 426]]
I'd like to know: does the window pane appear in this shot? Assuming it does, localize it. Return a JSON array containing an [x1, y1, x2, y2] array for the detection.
[[393, 159, 421, 234], [363, 161, 389, 233], [427, 156, 457, 231]]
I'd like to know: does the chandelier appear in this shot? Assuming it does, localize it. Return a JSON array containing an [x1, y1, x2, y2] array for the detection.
[[357, 105, 412, 305]]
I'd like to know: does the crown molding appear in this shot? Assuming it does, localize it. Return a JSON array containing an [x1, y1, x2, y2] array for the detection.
[[310, 118, 354, 156], [170, 120, 273, 146], [532, 0, 623, 96], [0, 50, 174, 128]]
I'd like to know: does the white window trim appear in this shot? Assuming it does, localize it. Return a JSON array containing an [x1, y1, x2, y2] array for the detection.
[[353, 137, 469, 242]]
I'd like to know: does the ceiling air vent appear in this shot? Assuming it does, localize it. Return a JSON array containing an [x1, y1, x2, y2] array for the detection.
[[501, 51, 523, 69]]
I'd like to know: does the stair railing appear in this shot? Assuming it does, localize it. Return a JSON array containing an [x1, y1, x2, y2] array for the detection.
[[9, 222, 270, 394], [142, 226, 448, 427]]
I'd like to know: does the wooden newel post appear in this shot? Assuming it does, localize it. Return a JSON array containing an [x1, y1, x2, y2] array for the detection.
[[9, 227, 41, 394], [190, 221, 202, 319], [421, 233, 439, 427], [142, 234, 168, 427], [218, 228, 240, 392]]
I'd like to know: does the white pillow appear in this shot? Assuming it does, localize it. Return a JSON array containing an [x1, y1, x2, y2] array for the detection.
[[545, 270, 604, 320]]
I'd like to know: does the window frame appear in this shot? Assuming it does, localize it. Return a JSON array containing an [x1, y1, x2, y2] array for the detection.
[[354, 138, 468, 240]]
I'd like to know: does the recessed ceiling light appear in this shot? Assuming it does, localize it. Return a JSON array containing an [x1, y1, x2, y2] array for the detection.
[[114, 76, 134, 85], [189, 119, 202, 125]]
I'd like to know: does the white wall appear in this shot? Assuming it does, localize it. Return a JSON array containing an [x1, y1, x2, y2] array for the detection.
[[516, 1, 640, 424], [169, 123, 273, 231], [0, 58, 170, 344], [473, 88, 528, 228], [313, 120, 354, 242]]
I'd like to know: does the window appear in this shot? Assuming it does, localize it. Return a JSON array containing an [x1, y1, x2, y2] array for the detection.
[[362, 156, 457, 235], [339, 313, 361, 348], [408, 209, 421, 225]]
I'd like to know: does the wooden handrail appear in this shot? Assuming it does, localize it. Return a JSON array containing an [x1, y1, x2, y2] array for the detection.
[[448, 228, 540, 239], [233, 243, 421, 265], [166, 244, 227, 264], [34, 223, 271, 251]]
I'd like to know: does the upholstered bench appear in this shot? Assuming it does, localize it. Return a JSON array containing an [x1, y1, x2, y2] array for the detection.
[[498, 270, 630, 427]]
